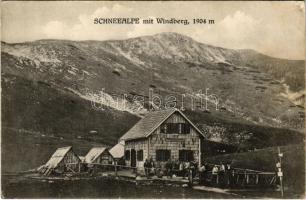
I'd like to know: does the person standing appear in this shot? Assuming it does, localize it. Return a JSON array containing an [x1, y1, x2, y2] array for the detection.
[[212, 165, 219, 185], [219, 162, 226, 186], [199, 163, 206, 185], [144, 159, 150, 178], [184, 161, 190, 179], [165, 159, 173, 178], [173, 159, 179, 176], [190, 161, 197, 178], [179, 161, 184, 177], [149, 157, 155, 176], [225, 163, 231, 187]]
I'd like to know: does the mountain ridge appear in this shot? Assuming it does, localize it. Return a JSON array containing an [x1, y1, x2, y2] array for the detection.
[[2, 32, 305, 62], [2, 32, 305, 131]]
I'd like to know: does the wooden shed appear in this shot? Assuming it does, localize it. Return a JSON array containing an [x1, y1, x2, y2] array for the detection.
[[109, 143, 125, 165], [38, 146, 81, 175], [84, 147, 113, 165]]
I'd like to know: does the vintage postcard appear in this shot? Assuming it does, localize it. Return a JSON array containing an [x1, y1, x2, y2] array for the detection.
[[1, 1, 305, 199]]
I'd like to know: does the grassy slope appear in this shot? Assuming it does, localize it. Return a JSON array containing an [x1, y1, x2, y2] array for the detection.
[[2, 127, 96, 173], [235, 50, 305, 92], [185, 110, 304, 148], [1, 73, 140, 173], [205, 144, 305, 193], [2, 73, 140, 144]]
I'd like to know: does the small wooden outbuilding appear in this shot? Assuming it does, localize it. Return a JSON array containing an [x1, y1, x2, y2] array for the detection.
[[38, 146, 81, 175], [109, 143, 125, 165], [84, 147, 113, 165]]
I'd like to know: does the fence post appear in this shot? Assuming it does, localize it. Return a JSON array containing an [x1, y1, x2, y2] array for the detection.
[[115, 160, 118, 177], [188, 169, 193, 186], [216, 174, 219, 185], [246, 174, 249, 184], [277, 147, 284, 198]]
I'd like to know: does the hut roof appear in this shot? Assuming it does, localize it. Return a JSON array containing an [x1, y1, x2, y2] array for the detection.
[[44, 146, 73, 169], [109, 143, 124, 159], [120, 108, 204, 141], [78, 156, 85, 162], [84, 147, 108, 163]]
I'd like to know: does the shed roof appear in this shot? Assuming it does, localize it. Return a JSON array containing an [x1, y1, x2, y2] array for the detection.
[[44, 146, 73, 169], [109, 143, 124, 159], [78, 156, 85, 162], [120, 108, 204, 141], [84, 147, 108, 163]]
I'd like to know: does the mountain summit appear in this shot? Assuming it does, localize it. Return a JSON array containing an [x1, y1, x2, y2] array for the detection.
[[2, 32, 305, 131]]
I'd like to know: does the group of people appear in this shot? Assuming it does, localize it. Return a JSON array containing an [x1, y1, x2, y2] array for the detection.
[[165, 159, 197, 179], [143, 158, 156, 178], [144, 158, 234, 186], [199, 162, 233, 186], [144, 158, 198, 179]]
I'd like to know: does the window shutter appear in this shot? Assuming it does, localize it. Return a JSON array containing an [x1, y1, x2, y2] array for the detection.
[[137, 150, 143, 161], [125, 150, 130, 161]]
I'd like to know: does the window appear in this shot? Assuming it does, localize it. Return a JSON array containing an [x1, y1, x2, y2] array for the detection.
[[179, 150, 194, 162], [125, 150, 130, 161], [108, 156, 113, 164], [160, 124, 167, 133], [180, 123, 191, 134], [137, 150, 143, 161], [156, 150, 171, 161], [101, 155, 109, 161], [166, 123, 180, 134], [161, 123, 190, 134]]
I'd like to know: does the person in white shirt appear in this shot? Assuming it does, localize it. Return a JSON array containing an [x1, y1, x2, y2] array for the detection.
[[212, 165, 219, 185], [199, 164, 206, 184]]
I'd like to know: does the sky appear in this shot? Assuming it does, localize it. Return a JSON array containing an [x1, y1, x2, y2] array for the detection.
[[2, 1, 305, 60]]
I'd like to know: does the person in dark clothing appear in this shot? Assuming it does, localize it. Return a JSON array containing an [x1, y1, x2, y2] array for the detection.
[[227, 163, 235, 187], [144, 159, 150, 178], [225, 163, 231, 187], [219, 162, 225, 186], [173, 160, 179, 176], [190, 161, 197, 178], [149, 157, 155, 176], [205, 163, 209, 182], [165, 159, 173, 178]]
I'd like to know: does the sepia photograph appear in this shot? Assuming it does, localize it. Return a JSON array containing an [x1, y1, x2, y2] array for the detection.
[[1, 1, 305, 198]]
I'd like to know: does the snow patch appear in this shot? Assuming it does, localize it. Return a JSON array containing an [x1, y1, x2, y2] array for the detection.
[[3, 45, 61, 63], [65, 87, 147, 116], [280, 83, 305, 106], [70, 66, 78, 72], [67, 70, 77, 76], [64, 75, 71, 80], [82, 70, 91, 76], [110, 43, 146, 67]]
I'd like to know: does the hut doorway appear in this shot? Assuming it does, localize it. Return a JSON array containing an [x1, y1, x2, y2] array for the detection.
[[131, 149, 136, 167]]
